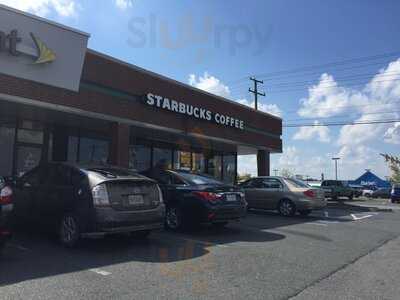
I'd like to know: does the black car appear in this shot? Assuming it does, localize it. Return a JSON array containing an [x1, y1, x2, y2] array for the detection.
[[143, 169, 247, 230], [372, 188, 391, 199], [13, 163, 165, 247], [349, 185, 363, 198], [0, 176, 13, 252]]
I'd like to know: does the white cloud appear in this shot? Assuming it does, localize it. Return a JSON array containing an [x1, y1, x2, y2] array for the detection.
[[297, 73, 365, 118], [114, 0, 133, 10], [237, 99, 282, 117], [337, 60, 400, 147], [295, 59, 400, 179], [384, 122, 400, 144], [0, 0, 77, 17], [293, 121, 330, 142], [188, 72, 231, 98]]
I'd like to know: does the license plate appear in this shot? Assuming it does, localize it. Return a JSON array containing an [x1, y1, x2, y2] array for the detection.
[[226, 194, 237, 202], [127, 195, 144, 205]]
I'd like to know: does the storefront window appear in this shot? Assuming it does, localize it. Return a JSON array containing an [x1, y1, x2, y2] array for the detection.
[[67, 136, 79, 162], [207, 155, 222, 180], [223, 155, 236, 184], [192, 152, 206, 173], [153, 147, 172, 169], [79, 137, 109, 164], [17, 129, 44, 144], [129, 145, 151, 172], [174, 151, 192, 170], [16, 146, 42, 177], [0, 124, 16, 177], [17, 120, 44, 144]]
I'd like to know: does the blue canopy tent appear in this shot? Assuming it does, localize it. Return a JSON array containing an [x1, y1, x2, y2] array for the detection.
[[350, 171, 391, 188]]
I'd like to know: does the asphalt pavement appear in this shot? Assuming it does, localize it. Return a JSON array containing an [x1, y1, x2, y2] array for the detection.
[[1, 200, 400, 300]]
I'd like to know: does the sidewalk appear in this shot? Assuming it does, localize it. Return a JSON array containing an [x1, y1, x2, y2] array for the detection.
[[292, 236, 400, 300]]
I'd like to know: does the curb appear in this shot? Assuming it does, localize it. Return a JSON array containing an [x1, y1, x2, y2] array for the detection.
[[327, 203, 395, 213]]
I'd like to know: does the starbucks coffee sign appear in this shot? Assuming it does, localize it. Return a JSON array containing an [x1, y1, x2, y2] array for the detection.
[[146, 92, 245, 130]]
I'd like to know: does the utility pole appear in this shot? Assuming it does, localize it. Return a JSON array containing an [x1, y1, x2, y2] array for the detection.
[[332, 157, 340, 180], [249, 77, 265, 110], [273, 169, 279, 176]]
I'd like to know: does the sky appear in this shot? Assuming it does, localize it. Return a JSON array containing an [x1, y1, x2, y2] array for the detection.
[[2, 0, 400, 180]]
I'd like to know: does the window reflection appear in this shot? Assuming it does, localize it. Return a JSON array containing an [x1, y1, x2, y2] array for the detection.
[[207, 155, 222, 180], [192, 152, 205, 173], [67, 136, 79, 162], [174, 151, 191, 170], [0, 124, 15, 177], [153, 147, 172, 169], [79, 137, 109, 164], [223, 155, 236, 184], [129, 145, 151, 172], [16, 146, 42, 177]]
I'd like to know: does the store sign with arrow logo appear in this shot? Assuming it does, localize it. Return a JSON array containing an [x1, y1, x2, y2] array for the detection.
[[0, 29, 56, 64]]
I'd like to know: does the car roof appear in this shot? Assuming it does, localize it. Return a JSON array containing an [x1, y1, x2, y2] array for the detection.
[[44, 162, 149, 180]]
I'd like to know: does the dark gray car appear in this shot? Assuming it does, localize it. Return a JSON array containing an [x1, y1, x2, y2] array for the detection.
[[239, 176, 326, 216], [14, 163, 165, 247]]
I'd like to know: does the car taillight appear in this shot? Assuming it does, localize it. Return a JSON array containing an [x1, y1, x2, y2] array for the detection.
[[303, 190, 316, 198], [92, 184, 110, 207], [153, 186, 163, 206], [0, 186, 13, 205], [193, 191, 221, 203]]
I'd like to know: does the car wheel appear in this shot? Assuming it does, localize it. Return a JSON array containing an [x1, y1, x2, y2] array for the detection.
[[213, 222, 228, 228], [278, 199, 296, 217], [59, 213, 81, 248], [299, 210, 312, 217], [130, 230, 151, 239], [332, 195, 338, 201], [165, 206, 183, 231]]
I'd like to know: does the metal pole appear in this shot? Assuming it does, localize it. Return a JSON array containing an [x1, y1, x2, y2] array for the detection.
[[332, 157, 340, 180]]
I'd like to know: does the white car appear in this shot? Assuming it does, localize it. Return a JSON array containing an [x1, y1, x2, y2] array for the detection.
[[362, 188, 376, 197]]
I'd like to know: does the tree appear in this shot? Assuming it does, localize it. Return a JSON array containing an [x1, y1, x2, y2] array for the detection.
[[280, 168, 293, 178], [381, 154, 400, 183]]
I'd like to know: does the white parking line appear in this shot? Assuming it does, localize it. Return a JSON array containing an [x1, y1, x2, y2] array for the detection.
[[89, 268, 112, 276], [351, 214, 374, 221], [7, 243, 30, 251]]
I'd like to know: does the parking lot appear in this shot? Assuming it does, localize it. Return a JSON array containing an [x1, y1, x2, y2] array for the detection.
[[1, 200, 400, 300]]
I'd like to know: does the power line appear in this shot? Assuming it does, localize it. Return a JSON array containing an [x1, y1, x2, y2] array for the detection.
[[281, 100, 400, 115], [250, 51, 400, 79], [284, 109, 400, 122], [227, 59, 397, 89], [283, 118, 400, 128], [225, 51, 400, 87], [266, 77, 400, 94], [260, 71, 400, 89]]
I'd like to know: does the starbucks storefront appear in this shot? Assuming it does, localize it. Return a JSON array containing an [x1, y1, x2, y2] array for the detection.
[[0, 4, 282, 184]]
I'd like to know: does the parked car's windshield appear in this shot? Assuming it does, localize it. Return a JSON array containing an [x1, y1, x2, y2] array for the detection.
[[176, 172, 223, 185], [285, 178, 310, 188]]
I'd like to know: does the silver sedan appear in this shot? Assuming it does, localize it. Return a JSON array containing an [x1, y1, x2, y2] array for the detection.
[[238, 176, 326, 216]]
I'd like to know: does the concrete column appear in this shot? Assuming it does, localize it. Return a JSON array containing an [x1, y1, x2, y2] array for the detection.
[[109, 122, 130, 168], [257, 150, 270, 177]]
